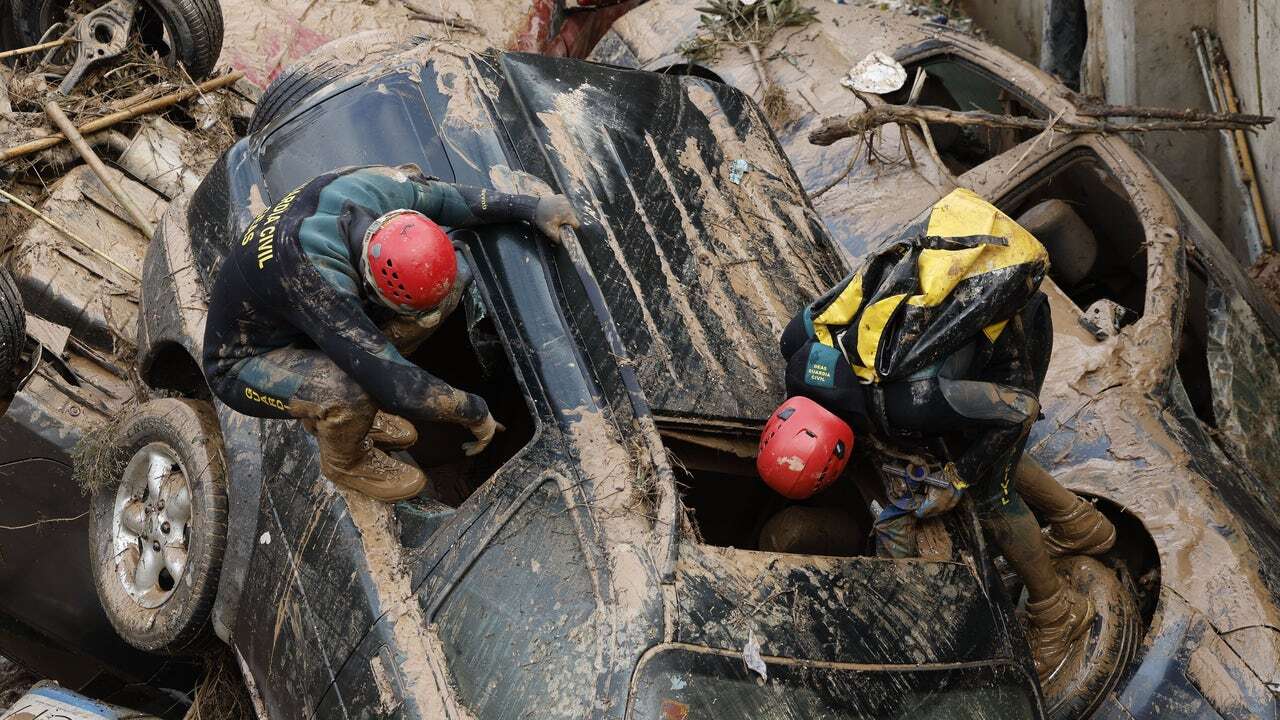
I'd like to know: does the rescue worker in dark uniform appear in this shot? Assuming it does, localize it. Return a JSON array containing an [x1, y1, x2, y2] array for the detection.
[[202, 165, 578, 502], [757, 188, 1115, 683]]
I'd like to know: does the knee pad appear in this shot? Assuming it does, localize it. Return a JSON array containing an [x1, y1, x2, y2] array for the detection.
[[938, 377, 1040, 426]]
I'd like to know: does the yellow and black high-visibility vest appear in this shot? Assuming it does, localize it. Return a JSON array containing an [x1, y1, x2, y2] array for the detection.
[[802, 188, 1049, 384]]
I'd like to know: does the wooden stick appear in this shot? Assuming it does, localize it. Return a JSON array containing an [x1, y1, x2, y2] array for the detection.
[[44, 99, 155, 237], [0, 38, 72, 60], [0, 70, 243, 163], [809, 103, 1274, 146], [1211, 42, 1273, 252], [0, 187, 140, 280]]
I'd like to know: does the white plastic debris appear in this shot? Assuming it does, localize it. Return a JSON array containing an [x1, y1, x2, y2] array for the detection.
[[842, 51, 908, 94], [743, 632, 768, 682], [670, 675, 687, 691], [729, 159, 750, 184], [259, 531, 271, 545], [741, 0, 760, 5]]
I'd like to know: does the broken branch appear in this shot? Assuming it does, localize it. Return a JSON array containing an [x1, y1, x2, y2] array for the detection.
[[0, 38, 72, 60], [1076, 103, 1272, 124], [0, 510, 88, 531], [0, 187, 141, 281], [0, 70, 244, 162], [44, 99, 157, 237], [808, 103, 1274, 147]]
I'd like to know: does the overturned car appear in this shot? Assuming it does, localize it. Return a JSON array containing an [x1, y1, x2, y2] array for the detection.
[[2, 32, 1068, 719], [0, 3, 1276, 719], [133, 39, 1061, 717]]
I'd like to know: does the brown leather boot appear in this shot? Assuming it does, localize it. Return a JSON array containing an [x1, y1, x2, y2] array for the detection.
[[303, 411, 417, 450], [295, 400, 427, 502], [982, 500, 1095, 685], [368, 411, 418, 450], [1015, 457, 1116, 558], [1026, 582, 1095, 682]]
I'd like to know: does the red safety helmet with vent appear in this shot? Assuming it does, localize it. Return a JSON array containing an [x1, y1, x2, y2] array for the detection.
[[757, 396, 855, 500], [361, 210, 457, 313]]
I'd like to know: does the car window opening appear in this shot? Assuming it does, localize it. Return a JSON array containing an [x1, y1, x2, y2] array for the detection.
[[400, 298, 534, 509], [883, 55, 1041, 174], [663, 431, 876, 557], [1002, 150, 1148, 325]]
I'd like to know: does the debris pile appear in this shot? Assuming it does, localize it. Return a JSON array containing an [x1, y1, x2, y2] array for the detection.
[[0, 21, 251, 376], [679, 0, 819, 125], [182, 649, 256, 720], [1, 35, 251, 274]]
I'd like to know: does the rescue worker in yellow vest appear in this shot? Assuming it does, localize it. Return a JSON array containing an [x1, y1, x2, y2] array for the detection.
[[757, 189, 1116, 683]]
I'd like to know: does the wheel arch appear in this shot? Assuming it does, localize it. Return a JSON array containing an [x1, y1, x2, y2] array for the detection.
[[140, 340, 211, 401]]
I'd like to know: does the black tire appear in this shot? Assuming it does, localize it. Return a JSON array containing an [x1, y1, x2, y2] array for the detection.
[[9, 0, 223, 78], [0, 267, 26, 397], [247, 29, 416, 133], [88, 398, 227, 654]]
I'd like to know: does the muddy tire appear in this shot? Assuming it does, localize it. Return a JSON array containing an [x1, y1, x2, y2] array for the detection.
[[8, 0, 223, 78], [88, 398, 227, 654], [0, 267, 26, 398], [247, 29, 417, 133]]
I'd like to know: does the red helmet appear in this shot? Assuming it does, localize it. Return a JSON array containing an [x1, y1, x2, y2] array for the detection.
[[757, 396, 855, 500], [361, 210, 457, 313]]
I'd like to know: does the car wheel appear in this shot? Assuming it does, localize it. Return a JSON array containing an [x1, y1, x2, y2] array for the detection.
[[8, 0, 223, 78], [88, 398, 227, 654], [0, 267, 27, 398], [247, 29, 417, 133]]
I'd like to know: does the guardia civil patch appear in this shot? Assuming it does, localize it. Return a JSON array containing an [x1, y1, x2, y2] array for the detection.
[[804, 343, 841, 389]]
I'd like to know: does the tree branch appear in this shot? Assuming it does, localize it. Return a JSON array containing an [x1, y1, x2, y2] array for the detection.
[[808, 103, 1274, 147]]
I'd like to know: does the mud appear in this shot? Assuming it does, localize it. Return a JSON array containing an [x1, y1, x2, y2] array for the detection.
[[339, 488, 478, 719], [215, 0, 545, 89], [600, 1, 960, 255], [1037, 556, 1139, 715]]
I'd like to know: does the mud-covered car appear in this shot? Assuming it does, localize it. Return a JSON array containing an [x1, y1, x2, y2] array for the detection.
[[108, 35, 1070, 718], [594, 2, 1280, 718]]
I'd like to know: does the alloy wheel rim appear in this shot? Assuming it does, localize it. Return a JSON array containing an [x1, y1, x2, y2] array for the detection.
[[111, 443, 192, 609]]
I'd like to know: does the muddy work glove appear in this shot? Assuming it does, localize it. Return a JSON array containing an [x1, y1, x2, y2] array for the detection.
[[533, 195, 580, 241], [462, 412, 505, 456], [912, 463, 966, 519], [881, 462, 966, 520]]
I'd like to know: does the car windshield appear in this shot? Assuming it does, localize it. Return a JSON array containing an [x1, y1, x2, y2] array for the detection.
[[633, 649, 1037, 719]]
